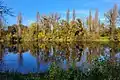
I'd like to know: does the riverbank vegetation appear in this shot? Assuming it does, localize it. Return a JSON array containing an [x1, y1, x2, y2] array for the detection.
[[0, 3, 120, 42], [0, 59, 120, 80]]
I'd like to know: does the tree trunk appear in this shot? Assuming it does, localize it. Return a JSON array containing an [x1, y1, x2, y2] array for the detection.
[[0, 29, 1, 38], [111, 24, 116, 41], [18, 25, 21, 40]]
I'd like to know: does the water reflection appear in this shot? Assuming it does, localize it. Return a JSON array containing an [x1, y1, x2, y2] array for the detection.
[[0, 42, 120, 74]]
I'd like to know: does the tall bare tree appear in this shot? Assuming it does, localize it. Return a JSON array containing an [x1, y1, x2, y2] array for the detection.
[[17, 12, 22, 38], [66, 9, 70, 22], [95, 9, 99, 32], [88, 10, 92, 32], [73, 9, 76, 21], [92, 19, 95, 32], [105, 4, 119, 40], [36, 12, 40, 30], [36, 12, 40, 41], [94, 9, 100, 38], [55, 13, 60, 22], [0, 17, 3, 37]]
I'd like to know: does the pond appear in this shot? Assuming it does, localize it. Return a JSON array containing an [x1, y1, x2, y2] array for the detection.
[[0, 41, 120, 74]]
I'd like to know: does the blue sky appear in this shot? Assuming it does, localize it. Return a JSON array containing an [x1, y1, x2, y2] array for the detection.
[[4, 0, 120, 26]]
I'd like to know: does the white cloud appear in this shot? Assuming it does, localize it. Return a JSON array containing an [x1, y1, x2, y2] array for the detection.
[[100, 18, 105, 21], [27, 20, 35, 25]]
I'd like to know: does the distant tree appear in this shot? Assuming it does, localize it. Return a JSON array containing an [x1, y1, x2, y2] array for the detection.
[[88, 10, 92, 32], [36, 12, 41, 41], [94, 9, 100, 38], [66, 9, 70, 23], [100, 23, 105, 36], [95, 9, 99, 32], [0, 17, 3, 38], [36, 12, 40, 33], [119, 9, 120, 24], [49, 13, 58, 31], [73, 9, 76, 21], [55, 13, 60, 22], [92, 19, 95, 31], [36, 12, 40, 29], [17, 12, 22, 38], [17, 13, 22, 25], [0, 16, 3, 29], [105, 4, 119, 41]]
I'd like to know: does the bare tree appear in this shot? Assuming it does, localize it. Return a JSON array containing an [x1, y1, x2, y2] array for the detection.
[[0, 16, 3, 37], [55, 12, 60, 22], [105, 4, 119, 40], [0, 1, 14, 17], [73, 9, 76, 21], [92, 19, 95, 32], [94, 9, 100, 38], [0, 0, 14, 37], [36, 12, 40, 41], [36, 12, 40, 23], [36, 12, 40, 30], [17, 12, 22, 38], [119, 10, 120, 21], [88, 10, 92, 32], [95, 9, 99, 32], [66, 9, 70, 22]]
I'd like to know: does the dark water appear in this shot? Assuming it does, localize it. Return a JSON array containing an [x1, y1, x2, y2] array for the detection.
[[0, 42, 120, 74]]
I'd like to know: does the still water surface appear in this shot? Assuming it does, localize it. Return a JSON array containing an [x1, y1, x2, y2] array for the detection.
[[0, 42, 120, 74]]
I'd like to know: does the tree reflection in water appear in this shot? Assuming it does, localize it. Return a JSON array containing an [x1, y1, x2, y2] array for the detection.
[[0, 43, 3, 61], [0, 42, 120, 73], [0, 43, 4, 67], [36, 45, 40, 72], [18, 43, 23, 67]]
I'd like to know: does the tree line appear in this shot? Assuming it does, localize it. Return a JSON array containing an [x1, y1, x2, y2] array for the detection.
[[0, 2, 120, 42]]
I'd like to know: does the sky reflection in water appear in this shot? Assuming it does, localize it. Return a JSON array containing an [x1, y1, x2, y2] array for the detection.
[[0, 42, 120, 74]]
